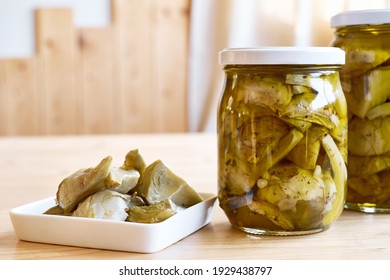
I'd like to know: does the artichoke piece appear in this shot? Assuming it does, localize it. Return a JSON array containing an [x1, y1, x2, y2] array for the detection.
[[341, 49, 390, 77], [321, 134, 347, 226], [137, 160, 203, 207], [222, 153, 258, 195], [240, 116, 289, 147], [127, 199, 176, 223], [219, 190, 254, 210], [280, 117, 312, 132], [348, 171, 390, 205], [240, 115, 289, 164], [287, 125, 327, 170], [279, 93, 337, 130], [72, 189, 131, 221], [292, 85, 316, 95], [284, 72, 344, 129], [258, 128, 304, 174], [258, 164, 327, 212], [106, 167, 140, 194], [128, 194, 147, 207], [236, 75, 293, 112], [255, 164, 337, 229], [248, 201, 294, 230], [348, 154, 390, 176], [44, 205, 65, 215], [329, 116, 348, 144], [285, 73, 322, 88], [56, 156, 112, 213], [121, 149, 146, 173], [286, 73, 338, 105], [349, 116, 390, 156], [366, 102, 390, 120], [343, 66, 390, 118]]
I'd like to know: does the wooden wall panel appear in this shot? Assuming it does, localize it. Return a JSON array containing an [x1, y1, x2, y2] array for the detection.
[[111, 0, 190, 133], [0, 61, 7, 135], [151, 0, 190, 132], [0, 59, 37, 135], [111, 0, 153, 133], [0, 0, 190, 136], [35, 9, 78, 135], [78, 27, 115, 134]]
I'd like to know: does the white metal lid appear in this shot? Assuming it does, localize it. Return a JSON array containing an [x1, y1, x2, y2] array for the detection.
[[219, 47, 345, 65], [331, 9, 390, 27]]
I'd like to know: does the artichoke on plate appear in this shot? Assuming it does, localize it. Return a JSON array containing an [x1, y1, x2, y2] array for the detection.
[[56, 156, 112, 213], [45, 149, 204, 223], [121, 149, 146, 173], [72, 189, 132, 221], [127, 199, 177, 223], [106, 166, 140, 194], [137, 160, 203, 207]]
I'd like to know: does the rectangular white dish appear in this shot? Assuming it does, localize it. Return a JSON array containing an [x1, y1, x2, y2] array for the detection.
[[9, 193, 217, 253]]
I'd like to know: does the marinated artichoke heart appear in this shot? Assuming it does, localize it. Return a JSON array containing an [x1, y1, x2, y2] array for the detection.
[[342, 66, 390, 119], [106, 166, 140, 194], [348, 153, 390, 176], [121, 149, 146, 173], [236, 75, 293, 112], [366, 102, 390, 120], [127, 199, 177, 223], [218, 69, 347, 232], [46, 148, 205, 223], [137, 160, 203, 207], [341, 49, 390, 77], [333, 37, 390, 207], [72, 189, 132, 221], [56, 156, 112, 213], [287, 125, 327, 170], [347, 171, 390, 206], [43, 205, 66, 215], [349, 116, 390, 156], [257, 164, 333, 212]]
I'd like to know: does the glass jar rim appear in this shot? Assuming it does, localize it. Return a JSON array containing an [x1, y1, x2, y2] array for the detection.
[[331, 9, 390, 27], [219, 47, 345, 65]]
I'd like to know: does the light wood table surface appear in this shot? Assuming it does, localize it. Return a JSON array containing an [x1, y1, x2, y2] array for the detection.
[[0, 133, 389, 260]]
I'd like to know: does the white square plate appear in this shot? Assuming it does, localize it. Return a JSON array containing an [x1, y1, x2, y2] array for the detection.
[[9, 193, 217, 253]]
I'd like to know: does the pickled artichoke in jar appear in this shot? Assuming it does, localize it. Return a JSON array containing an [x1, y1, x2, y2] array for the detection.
[[217, 47, 347, 235], [331, 11, 390, 212]]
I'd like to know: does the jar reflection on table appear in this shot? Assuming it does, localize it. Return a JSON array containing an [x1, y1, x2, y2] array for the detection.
[[217, 48, 347, 235], [331, 9, 390, 213]]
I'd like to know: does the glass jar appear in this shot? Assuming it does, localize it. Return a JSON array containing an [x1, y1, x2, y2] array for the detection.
[[217, 47, 347, 235], [331, 9, 390, 213]]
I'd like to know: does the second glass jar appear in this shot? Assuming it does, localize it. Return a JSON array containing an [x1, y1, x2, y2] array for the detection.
[[217, 47, 347, 235], [331, 9, 390, 213]]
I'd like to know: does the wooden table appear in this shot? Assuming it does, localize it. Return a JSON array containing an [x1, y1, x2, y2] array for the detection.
[[0, 133, 389, 260]]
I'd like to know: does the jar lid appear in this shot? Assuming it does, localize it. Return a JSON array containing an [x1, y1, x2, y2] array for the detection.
[[219, 47, 345, 65], [331, 9, 390, 27]]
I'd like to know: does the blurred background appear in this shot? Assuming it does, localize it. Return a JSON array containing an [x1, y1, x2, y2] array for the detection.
[[1, 0, 390, 136]]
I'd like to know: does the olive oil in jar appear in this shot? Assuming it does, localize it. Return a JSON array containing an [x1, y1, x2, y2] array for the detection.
[[331, 9, 390, 213], [217, 47, 347, 235]]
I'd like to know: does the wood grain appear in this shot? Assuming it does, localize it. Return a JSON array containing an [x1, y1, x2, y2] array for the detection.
[[111, 0, 153, 133], [0, 0, 190, 135], [0, 133, 389, 260], [150, 0, 190, 132], [0, 59, 37, 135], [35, 9, 78, 135], [78, 27, 115, 134]]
